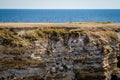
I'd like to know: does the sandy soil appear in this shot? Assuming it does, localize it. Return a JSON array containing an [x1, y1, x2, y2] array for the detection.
[[0, 22, 120, 28]]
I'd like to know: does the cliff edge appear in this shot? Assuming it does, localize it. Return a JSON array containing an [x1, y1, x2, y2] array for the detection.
[[0, 22, 120, 80]]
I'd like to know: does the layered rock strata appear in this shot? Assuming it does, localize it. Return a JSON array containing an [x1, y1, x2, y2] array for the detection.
[[0, 23, 120, 80]]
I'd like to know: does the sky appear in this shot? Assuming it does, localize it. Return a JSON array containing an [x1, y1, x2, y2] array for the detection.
[[0, 0, 120, 9]]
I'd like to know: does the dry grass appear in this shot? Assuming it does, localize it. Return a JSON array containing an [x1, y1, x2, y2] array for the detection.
[[0, 23, 119, 46], [84, 30, 118, 44]]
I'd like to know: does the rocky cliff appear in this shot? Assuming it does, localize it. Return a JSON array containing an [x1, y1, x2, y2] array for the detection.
[[0, 23, 120, 80]]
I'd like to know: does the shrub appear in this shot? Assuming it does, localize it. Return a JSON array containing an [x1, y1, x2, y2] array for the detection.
[[22, 30, 38, 41], [0, 29, 14, 45], [36, 30, 44, 38]]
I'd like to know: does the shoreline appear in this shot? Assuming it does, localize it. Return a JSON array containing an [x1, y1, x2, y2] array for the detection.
[[0, 22, 120, 28]]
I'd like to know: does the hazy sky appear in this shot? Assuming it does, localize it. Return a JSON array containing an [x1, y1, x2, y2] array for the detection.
[[0, 0, 120, 9]]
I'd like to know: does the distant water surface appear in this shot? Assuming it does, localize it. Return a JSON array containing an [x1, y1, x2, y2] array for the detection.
[[0, 9, 120, 22]]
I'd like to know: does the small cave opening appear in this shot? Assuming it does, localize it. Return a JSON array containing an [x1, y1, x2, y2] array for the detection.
[[111, 74, 120, 80], [117, 56, 120, 68]]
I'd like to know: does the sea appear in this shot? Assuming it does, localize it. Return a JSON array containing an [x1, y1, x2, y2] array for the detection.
[[0, 9, 120, 23]]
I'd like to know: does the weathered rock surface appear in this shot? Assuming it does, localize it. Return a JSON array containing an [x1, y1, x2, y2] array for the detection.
[[0, 23, 120, 80]]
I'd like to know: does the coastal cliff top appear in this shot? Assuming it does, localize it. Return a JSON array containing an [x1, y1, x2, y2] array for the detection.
[[0, 22, 120, 29]]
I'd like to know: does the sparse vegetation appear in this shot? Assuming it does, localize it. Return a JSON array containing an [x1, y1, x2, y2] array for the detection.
[[0, 29, 14, 46], [22, 30, 38, 41], [95, 22, 111, 24]]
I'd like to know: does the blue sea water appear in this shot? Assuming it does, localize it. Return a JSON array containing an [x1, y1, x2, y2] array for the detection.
[[0, 9, 120, 23]]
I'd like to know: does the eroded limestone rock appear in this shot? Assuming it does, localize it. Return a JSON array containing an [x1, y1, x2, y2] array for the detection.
[[0, 26, 120, 80]]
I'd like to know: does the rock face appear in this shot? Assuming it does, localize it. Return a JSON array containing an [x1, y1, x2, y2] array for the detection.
[[0, 24, 120, 80]]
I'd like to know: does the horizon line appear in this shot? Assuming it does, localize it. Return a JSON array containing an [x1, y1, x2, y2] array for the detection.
[[0, 8, 120, 10]]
